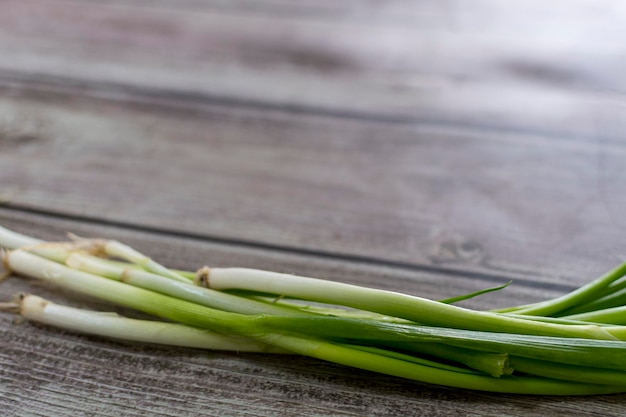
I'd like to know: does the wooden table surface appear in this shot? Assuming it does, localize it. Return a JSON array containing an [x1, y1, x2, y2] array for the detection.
[[2, 1, 626, 415]]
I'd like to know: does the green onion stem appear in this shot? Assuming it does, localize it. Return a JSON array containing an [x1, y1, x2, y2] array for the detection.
[[501, 313, 612, 326], [204, 268, 617, 340], [400, 343, 512, 377], [259, 315, 626, 370], [509, 356, 626, 386], [562, 306, 626, 325], [499, 261, 626, 316], [0, 224, 43, 249], [337, 344, 483, 375], [65, 252, 312, 317], [0, 226, 190, 285], [103, 240, 190, 283], [262, 333, 626, 395], [557, 285, 626, 317], [11, 294, 285, 352]]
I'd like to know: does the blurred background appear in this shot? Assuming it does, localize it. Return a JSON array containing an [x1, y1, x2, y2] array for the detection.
[[3, 0, 626, 285]]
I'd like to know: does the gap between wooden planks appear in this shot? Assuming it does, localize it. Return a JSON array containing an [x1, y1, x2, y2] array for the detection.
[[1, 0, 625, 139], [1, 81, 625, 291]]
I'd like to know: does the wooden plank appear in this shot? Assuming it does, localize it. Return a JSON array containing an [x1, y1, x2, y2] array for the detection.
[[1, 0, 625, 137], [3, 0, 626, 414], [18, 0, 626, 32], [0, 209, 546, 314], [2, 212, 626, 416], [1, 86, 625, 290]]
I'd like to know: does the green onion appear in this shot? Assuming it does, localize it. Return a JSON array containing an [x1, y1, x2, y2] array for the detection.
[[65, 252, 312, 316], [5, 225, 626, 395], [103, 240, 190, 283], [556, 284, 626, 317], [200, 267, 616, 339], [561, 306, 626, 325], [495, 261, 626, 316], [2, 294, 285, 352], [509, 356, 626, 386]]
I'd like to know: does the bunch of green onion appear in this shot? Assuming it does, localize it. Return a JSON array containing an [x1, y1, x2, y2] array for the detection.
[[3, 225, 626, 395]]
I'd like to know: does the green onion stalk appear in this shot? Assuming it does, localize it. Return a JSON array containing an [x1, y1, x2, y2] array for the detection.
[[1, 293, 287, 353], [3, 224, 626, 395]]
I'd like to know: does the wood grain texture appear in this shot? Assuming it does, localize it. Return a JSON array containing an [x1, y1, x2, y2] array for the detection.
[[1, 86, 625, 290], [1, 0, 625, 138], [2, 212, 626, 416], [2, 0, 626, 414]]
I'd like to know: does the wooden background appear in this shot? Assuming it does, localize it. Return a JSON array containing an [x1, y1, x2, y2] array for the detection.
[[2, 0, 626, 415]]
